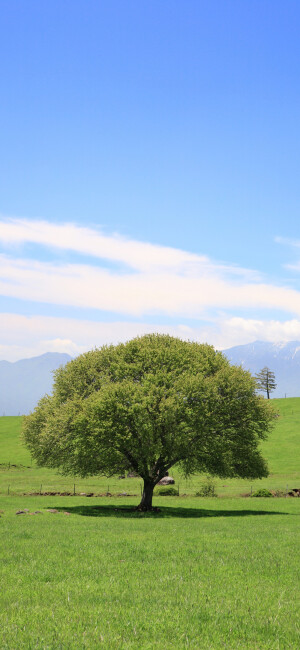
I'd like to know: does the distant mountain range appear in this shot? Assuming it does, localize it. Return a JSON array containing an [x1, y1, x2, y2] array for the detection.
[[223, 340, 300, 398], [0, 352, 72, 416], [1, 341, 299, 415]]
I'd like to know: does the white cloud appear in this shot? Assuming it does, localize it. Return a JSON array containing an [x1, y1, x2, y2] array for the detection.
[[0, 218, 275, 318], [0, 217, 205, 272], [0, 217, 260, 276], [2, 219, 300, 360], [0, 238, 300, 317], [1, 313, 300, 362], [0, 313, 206, 361], [0, 251, 300, 317], [216, 317, 300, 348]]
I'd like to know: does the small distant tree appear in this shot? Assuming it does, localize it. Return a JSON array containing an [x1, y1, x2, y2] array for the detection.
[[255, 367, 277, 399], [22, 335, 276, 511]]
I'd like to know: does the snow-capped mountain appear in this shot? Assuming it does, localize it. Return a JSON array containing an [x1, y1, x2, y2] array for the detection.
[[223, 340, 300, 398]]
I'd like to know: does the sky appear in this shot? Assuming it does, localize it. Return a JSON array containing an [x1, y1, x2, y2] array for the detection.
[[1, 0, 300, 361]]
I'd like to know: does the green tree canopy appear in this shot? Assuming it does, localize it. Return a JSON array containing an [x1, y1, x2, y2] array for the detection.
[[255, 367, 277, 399], [23, 334, 276, 510]]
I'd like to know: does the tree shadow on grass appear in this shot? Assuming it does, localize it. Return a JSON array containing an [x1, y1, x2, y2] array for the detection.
[[49, 504, 288, 519]]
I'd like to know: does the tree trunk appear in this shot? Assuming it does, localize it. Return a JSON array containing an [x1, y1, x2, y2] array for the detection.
[[138, 479, 155, 511]]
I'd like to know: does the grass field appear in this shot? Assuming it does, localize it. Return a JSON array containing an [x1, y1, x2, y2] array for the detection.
[[1, 496, 300, 649], [1, 398, 300, 648]]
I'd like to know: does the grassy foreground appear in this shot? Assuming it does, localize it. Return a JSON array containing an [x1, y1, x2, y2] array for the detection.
[[1, 496, 300, 649], [1, 398, 300, 647]]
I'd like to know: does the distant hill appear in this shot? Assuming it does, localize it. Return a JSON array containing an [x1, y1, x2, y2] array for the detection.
[[223, 340, 300, 398], [0, 352, 72, 415]]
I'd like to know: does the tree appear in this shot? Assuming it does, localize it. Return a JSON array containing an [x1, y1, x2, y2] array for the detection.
[[22, 334, 276, 511], [255, 367, 277, 399]]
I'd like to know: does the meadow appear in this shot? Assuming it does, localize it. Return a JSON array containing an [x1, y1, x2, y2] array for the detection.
[[0, 398, 300, 648], [1, 496, 300, 649]]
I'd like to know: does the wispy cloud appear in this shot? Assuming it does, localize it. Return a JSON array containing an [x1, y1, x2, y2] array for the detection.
[[275, 236, 300, 248], [0, 217, 259, 276], [275, 236, 300, 272], [0, 219, 299, 317], [1, 252, 300, 317], [1, 218, 300, 360], [0, 218, 204, 272]]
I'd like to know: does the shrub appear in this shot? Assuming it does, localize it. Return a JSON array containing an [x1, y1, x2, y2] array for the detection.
[[196, 477, 217, 497], [272, 489, 285, 497], [251, 488, 273, 498], [156, 486, 178, 496]]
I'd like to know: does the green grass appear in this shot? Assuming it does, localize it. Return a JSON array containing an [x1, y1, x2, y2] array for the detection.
[[1, 399, 300, 647], [1, 397, 300, 497], [261, 397, 300, 475], [0, 416, 31, 465], [1, 496, 300, 649]]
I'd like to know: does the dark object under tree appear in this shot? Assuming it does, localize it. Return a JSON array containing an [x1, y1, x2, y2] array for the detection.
[[255, 367, 277, 399], [22, 334, 276, 511]]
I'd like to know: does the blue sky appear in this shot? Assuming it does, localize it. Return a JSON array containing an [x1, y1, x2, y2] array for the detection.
[[1, 1, 300, 360]]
